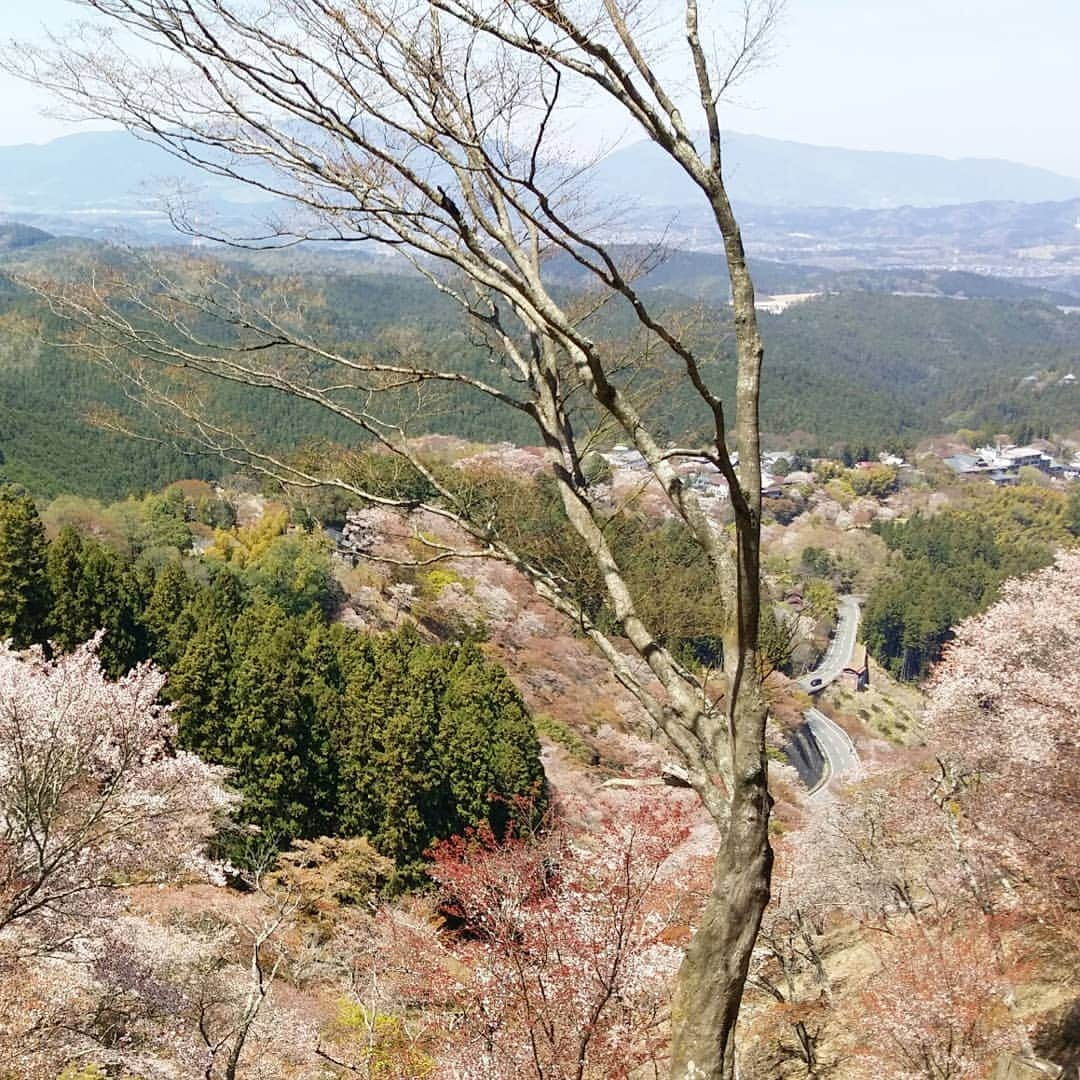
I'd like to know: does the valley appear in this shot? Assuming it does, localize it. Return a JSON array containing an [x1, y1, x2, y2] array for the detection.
[[0, 22, 1077, 1076]]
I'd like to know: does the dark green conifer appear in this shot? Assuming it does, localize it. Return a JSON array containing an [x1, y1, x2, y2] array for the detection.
[[46, 526, 145, 674], [0, 484, 50, 647]]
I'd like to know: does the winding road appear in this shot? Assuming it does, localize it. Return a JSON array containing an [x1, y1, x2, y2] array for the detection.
[[802, 707, 859, 791], [788, 596, 862, 792], [795, 594, 862, 694]]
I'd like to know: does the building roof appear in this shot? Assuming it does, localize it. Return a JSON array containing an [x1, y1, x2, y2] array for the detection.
[[945, 454, 983, 473], [844, 644, 869, 673], [1002, 445, 1047, 460]]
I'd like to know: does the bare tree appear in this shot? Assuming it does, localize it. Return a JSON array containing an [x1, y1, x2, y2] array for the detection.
[[9, 0, 784, 1074], [193, 864, 301, 1080]]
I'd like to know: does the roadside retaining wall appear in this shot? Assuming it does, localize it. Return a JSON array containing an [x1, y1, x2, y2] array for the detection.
[[785, 724, 827, 790]]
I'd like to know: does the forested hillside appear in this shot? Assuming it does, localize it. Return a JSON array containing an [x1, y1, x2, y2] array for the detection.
[[0, 484, 544, 883], [758, 293, 1080, 444], [863, 485, 1079, 679], [2, 242, 1080, 499]]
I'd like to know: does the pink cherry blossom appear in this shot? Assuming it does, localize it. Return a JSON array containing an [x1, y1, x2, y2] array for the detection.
[[0, 632, 234, 944]]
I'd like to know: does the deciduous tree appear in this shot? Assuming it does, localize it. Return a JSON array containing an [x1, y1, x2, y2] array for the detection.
[[426, 794, 707, 1079], [12, 0, 784, 1070], [0, 632, 232, 945], [922, 550, 1080, 945]]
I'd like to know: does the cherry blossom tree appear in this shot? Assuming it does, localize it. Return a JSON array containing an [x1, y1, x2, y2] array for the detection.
[[0, 632, 234, 945], [423, 794, 708, 1079], [743, 553, 1080, 1077], [921, 550, 1080, 938], [0, 632, 240, 1076], [851, 921, 1017, 1080], [3, 897, 320, 1080]]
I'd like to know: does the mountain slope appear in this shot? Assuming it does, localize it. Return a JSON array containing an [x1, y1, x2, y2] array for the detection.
[[0, 131, 245, 215], [0, 223, 53, 251], [590, 132, 1080, 210], [5, 130, 1080, 223]]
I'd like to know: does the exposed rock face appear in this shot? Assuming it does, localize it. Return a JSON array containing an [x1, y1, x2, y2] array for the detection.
[[783, 725, 827, 790]]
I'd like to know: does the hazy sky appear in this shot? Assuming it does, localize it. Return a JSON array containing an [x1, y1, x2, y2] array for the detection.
[[2, 0, 1078, 176]]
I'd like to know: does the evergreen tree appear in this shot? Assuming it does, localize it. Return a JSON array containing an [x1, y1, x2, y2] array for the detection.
[[44, 526, 87, 648], [438, 642, 544, 839], [224, 603, 336, 846], [167, 566, 244, 662], [141, 559, 198, 669], [334, 629, 545, 880], [46, 526, 146, 675], [169, 615, 235, 762], [336, 627, 437, 858], [757, 601, 793, 677], [0, 484, 50, 647]]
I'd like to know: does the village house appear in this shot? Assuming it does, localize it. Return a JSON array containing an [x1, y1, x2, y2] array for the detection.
[[842, 644, 870, 692], [945, 443, 1062, 483]]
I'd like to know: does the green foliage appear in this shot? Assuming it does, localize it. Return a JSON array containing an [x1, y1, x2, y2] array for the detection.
[[221, 604, 339, 844], [240, 531, 340, 616], [848, 464, 899, 498], [758, 602, 794, 677], [0, 484, 50, 647], [332, 631, 544, 883], [800, 546, 836, 578], [580, 451, 613, 485], [615, 519, 728, 665], [443, 470, 729, 667], [803, 579, 839, 623], [149, 558, 544, 876], [141, 559, 199, 668], [863, 485, 1075, 680], [765, 496, 801, 525], [534, 712, 595, 765], [41, 487, 197, 563], [813, 461, 845, 483], [169, 608, 236, 761], [0, 297, 219, 500], [192, 492, 236, 529], [46, 526, 148, 676], [0, 472, 545, 880], [328, 998, 435, 1078], [56, 1066, 109, 1080], [205, 507, 290, 565], [113, 487, 192, 555], [419, 566, 465, 597], [6, 258, 1080, 508]]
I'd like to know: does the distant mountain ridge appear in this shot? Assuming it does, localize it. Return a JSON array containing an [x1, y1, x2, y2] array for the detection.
[[0, 222, 52, 251], [0, 132, 247, 215], [592, 132, 1080, 210], [5, 131, 1080, 292], [3, 130, 1080, 223]]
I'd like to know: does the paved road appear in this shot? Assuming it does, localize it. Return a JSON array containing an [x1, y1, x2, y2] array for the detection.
[[803, 707, 859, 791], [788, 595, 863, 791], [795, 594, 861, 694]]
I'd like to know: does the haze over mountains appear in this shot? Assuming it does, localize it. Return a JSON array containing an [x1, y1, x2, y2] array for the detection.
[[5, 129, 1080, 215], [591, 132, 1080, 210], [2, 127, 1080, 497], [4, 129, 1080, 291]]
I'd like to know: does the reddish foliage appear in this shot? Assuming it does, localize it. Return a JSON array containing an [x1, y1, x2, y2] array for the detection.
[[423, 793, 709, 1079]]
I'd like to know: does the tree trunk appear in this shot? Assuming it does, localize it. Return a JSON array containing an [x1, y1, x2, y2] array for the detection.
[[669, 730, 773, 1079]]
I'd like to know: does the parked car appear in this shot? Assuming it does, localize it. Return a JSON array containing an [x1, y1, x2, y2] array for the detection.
[[810, 677, 822, 687]]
